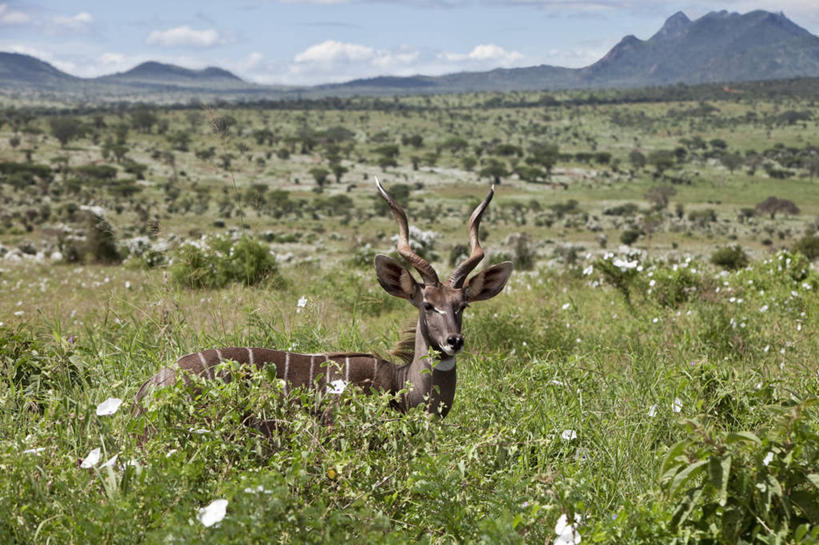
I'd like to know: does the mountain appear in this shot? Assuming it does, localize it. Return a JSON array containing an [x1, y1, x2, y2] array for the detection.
[[580, 10, 819, 87], [1, 9, 819, 100], [0, 52, 79, 89], [100, 61, 245, 88], [331, 9, 819, 93]]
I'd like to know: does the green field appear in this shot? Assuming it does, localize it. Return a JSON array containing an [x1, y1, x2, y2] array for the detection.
[[1, 85, 818, 543]]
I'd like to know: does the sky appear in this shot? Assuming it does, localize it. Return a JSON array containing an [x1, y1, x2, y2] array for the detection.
[[1, 1, 818, 87]]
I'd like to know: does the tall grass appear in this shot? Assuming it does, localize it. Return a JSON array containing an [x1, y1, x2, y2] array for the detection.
[[0, 252, 817, 543]]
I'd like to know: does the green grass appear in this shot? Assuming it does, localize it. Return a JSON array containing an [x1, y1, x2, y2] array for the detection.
[[1, 249, 817, 543]]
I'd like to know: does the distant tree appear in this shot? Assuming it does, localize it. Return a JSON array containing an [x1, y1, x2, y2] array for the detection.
[[330, 163, 348, 184], [647, 149, 675, 175], [629, 149, 646, 170], [130, 108, 158, 134], [309, 167, 330, 191], [755, 196, 800, 219], [709, 138, 727, 150], [479, 158, 509, 185], [644, 185, 677, 210], [401, 134, 424, 148], [167, 131, 191, 152], [721, 152, 743, 173], [527, 142, 559, 176], [49, 117, 82, 148]]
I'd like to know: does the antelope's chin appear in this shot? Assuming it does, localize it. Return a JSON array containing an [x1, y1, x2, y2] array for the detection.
[[439, 346, 457, 357]]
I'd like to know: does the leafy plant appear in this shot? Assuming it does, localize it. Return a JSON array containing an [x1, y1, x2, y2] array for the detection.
[[661, 402, 819, 544]]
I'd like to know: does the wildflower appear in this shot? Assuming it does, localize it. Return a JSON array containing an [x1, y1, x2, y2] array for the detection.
[[582, 265, 593, 276], [96, 397, 123, 416], [762, 451, 774, 466], [326, 379, 347, 395], [554, 513, 582, 545], [22, 447, 46, 455], [648, 405, 657, 417], [562, 303, 571, 310], [80, 447, 101, 468], [14, 311, 23, 316], [100, 454, 118, 468], [672, 398, 683, 413], [561, 429, 577, 441], [197, 499, 228, 528], [296, 296, 307, 313], [759, 305, 768, 313], [125, 281, 132, 289], [244, 485, 273, 494]]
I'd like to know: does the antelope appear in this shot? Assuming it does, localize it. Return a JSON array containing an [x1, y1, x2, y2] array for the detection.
[[133, 179, 512, 419]]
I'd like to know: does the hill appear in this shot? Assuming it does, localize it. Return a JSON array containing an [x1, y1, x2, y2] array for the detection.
[[1, 9, 819, 100]]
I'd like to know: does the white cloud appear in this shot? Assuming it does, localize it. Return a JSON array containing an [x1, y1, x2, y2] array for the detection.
[[294, 40, 378, 64], [0, 3, 31, 25], [146, 26, 222, 48], [53, 12, 93, 31], [439, 43, 523, 65]]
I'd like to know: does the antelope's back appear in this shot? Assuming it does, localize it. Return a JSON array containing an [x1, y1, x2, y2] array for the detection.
[[133, 347, 396, 408]]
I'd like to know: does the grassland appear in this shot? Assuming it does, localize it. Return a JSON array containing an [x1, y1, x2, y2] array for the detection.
[[0, 86, 818, 543]]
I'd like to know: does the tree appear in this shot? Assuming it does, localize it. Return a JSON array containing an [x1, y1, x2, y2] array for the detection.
[[309, 167, 330, 191], [527, 142, 559, 175], [49, 117, 82, 148], [629, 149, 646, 170], [330, 163, 348, 184], [721, 152, 743, 173], [647, 150, 675, 175], [130, 108, 158, 133], [755, 196, 800, 219], [644, 185, 676, 210], [479, 159, 509, 185]]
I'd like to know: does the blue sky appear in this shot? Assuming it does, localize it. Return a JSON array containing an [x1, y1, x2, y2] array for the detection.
[[1, 1, 818, 86]]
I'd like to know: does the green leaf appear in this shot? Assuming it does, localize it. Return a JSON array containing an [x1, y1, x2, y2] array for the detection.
[[670, 459, 709, 498], [725, 431, 761, 445], [708, 455, 731, 506], [807, 474, 819, 491], [661, 440, 691, 477]]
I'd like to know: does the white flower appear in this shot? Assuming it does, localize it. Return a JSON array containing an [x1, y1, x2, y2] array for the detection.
[[562, 303, 571, 310], [243, 485, 273, 494], [561, 429, 577, 441], [81, 447, 101, 468], [759, 305, 768, 313], [648, 405, 657, 418], [22, 447, 46, 454], [326, 379, 347, 395], [100, 454, 118, 468], [296, 295, 307, 313], [582, 265, 593, 276], [14, 310, 23, 316], [166, 449, 178, 458], [95, 397, 123, 416], [762, 451, 774, 466], [125, 281, 132, 289], [612, 257, 638, 271], [554, 513, 582, 545], [672, 398, 683, 413], [198, 499, 228, 528]]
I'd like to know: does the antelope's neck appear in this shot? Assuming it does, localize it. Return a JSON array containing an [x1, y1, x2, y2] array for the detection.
[[396, 318, 457, 416]]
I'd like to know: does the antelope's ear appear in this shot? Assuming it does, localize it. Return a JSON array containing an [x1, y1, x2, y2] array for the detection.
[[374, 255, 420, 301], [464, 262, 513, 302]]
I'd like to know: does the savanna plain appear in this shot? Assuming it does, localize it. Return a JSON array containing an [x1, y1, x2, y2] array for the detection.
[[1, 82, 818, 543]]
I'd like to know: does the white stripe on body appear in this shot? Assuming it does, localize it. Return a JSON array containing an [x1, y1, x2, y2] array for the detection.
[[247, 348, 255, 366]]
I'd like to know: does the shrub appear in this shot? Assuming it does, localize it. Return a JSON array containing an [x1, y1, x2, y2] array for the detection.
[[793, 234, 819, 261], [661, 402, 819, 543], [170, 235, 283, 289], [620, 228, 642, 246], [711, 245, 749, 270]]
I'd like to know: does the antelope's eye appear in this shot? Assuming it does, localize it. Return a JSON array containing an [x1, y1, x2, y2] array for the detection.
[[423, 302, 434, 312]]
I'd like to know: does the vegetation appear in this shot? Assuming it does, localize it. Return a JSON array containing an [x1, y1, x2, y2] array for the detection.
[[0, 82, 818, 542]]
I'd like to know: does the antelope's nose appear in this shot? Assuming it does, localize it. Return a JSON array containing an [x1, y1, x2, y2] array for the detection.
[[447, 334, 464, 352]]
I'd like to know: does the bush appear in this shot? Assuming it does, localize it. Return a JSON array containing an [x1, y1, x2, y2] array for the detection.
[[711, 245, 749, 271], [661, 402, 819, 544], [620, 228, 642, 246], [793, 234, 819, 261], [170, 235, 283, 289]]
